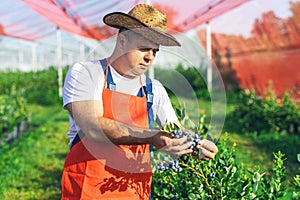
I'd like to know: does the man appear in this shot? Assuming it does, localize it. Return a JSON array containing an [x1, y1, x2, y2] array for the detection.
[[61, 4, 218, 199]]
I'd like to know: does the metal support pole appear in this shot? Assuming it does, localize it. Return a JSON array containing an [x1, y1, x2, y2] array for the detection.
[[56, 28, 63, 97], [206, 22, 212, 92]]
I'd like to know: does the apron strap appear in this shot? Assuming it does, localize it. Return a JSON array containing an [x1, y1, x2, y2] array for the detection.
[[100, 59, 116, 90], [143, 77, 154, 155], [137, 77, 154, 129]]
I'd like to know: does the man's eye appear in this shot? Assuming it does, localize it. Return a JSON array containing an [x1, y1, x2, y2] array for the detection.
[[139, 48, 159, 54], [139, 48, 151, 51], [153, 49, 159, 53]]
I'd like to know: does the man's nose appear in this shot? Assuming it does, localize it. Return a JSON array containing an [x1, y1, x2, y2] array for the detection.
[[144, 49, 155, 62]]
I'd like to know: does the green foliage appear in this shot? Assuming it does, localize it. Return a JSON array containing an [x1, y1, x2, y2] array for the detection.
[[151, 109, 298, 199], [226, 88, 300, 135], [261, 151, 286, 199], [292, 175, 300, 199], [0, 85, 27, 136], [0, 67, 67, 105]]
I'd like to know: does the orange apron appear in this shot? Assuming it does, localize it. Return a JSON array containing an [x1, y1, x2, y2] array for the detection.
[[61, 60, 152, 200]]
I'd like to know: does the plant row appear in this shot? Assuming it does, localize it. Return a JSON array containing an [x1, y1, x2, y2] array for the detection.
[[0, 67, 68, 106], [226, 88, 300, 135], [0, 86, 28, 139]]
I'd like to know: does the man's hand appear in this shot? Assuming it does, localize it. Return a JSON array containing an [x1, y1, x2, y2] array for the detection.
[[151, 131, 218, 160], [198, 139, 218, 161]]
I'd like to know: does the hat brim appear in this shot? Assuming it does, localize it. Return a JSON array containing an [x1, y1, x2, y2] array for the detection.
[[103, 12, 181, 47]]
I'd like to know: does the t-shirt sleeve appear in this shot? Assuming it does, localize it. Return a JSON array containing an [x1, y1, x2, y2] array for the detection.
[[62, 61, 104, 109], [152, 79, 178, 125]]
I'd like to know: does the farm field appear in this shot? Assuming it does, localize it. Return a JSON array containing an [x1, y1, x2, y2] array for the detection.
[[0, 68, 299, 199], [0, 101, 298, 199]]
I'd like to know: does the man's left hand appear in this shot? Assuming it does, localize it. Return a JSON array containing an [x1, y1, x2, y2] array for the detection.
[[197, 139, 218, 161]]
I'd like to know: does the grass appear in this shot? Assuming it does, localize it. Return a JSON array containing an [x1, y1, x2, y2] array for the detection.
[[0, 104, 69, 199]]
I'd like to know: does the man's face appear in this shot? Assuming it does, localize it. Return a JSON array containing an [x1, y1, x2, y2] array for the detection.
[[121, 32, 159, 78]]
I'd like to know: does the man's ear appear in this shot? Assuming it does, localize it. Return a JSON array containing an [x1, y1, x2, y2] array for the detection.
[[117, 34, 127, 50]]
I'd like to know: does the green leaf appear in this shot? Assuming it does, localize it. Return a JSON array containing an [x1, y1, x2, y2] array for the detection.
[[219, 159, 225, 165], [297, 154, 300, 163], [188, 193, 196, 200]]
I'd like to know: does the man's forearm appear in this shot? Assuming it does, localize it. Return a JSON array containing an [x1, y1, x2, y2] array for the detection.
[[66, 101, 168, 147], [83, 116, 160, 145]]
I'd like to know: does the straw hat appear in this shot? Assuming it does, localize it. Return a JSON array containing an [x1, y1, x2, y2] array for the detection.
[[103, 4, 181, 46]]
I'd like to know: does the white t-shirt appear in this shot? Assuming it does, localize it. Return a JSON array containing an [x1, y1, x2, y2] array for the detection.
[[63, 59, 178, 147]]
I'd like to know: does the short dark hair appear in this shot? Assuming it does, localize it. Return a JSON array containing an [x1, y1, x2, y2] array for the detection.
[[118, 27, 129, 34], [117, 28, 138, 42]]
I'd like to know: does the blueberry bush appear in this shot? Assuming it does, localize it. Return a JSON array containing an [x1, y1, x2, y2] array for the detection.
[[151, 109, 299, 199], [226, 88, 300, 135], [0, 85, 27, 138], [0, 67, 68, 106]]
